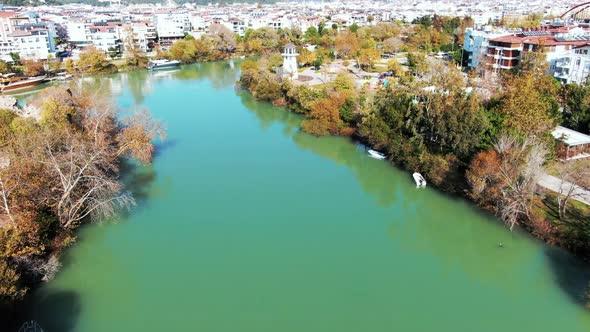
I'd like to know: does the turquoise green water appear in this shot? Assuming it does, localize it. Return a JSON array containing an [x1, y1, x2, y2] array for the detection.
[[23, 61, 590, 331]]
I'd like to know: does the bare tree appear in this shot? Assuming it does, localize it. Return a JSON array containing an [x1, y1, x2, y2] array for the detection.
[[43, 136, 134, 229], [556, 162, 590, 219], [75, 83, 118, 148], [14, 254, 61, 282], [494, 135, 547, 230], [207, 24, 237, 53], [382, 37, 403, 54], [0, 171, 17, 225], [122, 25, 148, 67]]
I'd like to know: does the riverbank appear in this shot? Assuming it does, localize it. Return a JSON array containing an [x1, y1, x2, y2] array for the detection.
[[238, 57, 590, 269], [12, 62, 590, 331], [0, 84, 165, 304]]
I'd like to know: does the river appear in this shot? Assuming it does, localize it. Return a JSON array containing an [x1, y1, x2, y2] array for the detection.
[[13, 61, 590, 331]]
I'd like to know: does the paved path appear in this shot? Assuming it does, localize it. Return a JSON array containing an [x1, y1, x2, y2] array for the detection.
[[538, 174, 590, 206]]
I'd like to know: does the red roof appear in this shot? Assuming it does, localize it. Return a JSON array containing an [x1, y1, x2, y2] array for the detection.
[[489, 35, 523, 44], [0, 11, 17, 19]]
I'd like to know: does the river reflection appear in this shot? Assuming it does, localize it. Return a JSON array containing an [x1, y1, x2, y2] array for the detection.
[[235, 82, 590, 308], [13, 60, 590, 332]]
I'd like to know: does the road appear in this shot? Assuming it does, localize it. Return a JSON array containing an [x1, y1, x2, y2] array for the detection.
[[538, 173, 590, 206]]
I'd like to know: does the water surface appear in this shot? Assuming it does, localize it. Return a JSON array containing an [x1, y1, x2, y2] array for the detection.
[[21, 61, 590, 331]]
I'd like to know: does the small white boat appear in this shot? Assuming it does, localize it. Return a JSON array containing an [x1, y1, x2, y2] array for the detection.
[[148, 59, 181, 70], [413, 172, 427, 188], [368, 149, 386, 160]]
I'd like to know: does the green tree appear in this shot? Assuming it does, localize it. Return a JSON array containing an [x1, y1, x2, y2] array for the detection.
[[9, 52, 20, 64], [0, 60, 13, 74], [77, 46, 118, 74], [304, 26, 320, 44], [560, 83, 590, 133]]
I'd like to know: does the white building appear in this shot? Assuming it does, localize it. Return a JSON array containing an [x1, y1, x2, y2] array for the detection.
[[222, 19, 247, 36], [65, 20, 91, 46], [6, 30, 51, 60], [0, 11, 54, 61], [154, 12, 191, 48], [553, 45, 590, 85], [88, 25, 121, 53], [123, 22, 156, 52], [190, 14, 208, 33]]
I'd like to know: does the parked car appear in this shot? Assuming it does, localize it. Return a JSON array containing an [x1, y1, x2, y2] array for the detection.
[[378, 72, 393, 79]]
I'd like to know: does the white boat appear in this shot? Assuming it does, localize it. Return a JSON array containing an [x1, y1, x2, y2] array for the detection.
[[413, 172, 427, 188], [368, 149, 386, 160], [148, 59, 181, 70]]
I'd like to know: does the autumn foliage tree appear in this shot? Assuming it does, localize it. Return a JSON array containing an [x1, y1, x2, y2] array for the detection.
[[302, 93, 345, 136], [76, 46, 118, 74], [22, 60, 45, 77], [335, 31, 360, 58], [497, 71, 559, 136], [467, 135, 548, 230], [123, 26, 149, 68], [0, 83, 165, 302]]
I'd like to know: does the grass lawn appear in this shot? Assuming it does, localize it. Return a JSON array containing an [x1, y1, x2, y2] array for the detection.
[[538, 190, 590, 224], [546, 158, 590, 180]]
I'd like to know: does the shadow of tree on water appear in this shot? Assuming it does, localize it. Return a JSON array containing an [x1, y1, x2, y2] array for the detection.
[[545, 246, 590, 307], [152, 139, 177, 160], [118, 140, 175, 213], [0, 289, 81, 332]]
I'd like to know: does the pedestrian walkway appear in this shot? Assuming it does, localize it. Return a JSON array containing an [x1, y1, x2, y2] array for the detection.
[[538, 174, 590, 206]]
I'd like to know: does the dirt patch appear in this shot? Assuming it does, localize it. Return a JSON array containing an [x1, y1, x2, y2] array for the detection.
[[295, 75, 313, 82]]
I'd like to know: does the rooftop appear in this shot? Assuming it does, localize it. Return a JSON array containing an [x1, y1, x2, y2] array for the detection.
[[552, 126, 590, 146]]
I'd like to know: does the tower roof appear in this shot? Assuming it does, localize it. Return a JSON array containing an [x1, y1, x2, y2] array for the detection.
[[284, 43, 296, 49]]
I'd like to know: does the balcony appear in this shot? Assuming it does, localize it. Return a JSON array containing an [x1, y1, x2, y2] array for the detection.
[[486, 53, 519, 60], [554, 71, 569, 78], [555, 61, 571, 68], [488, 45, 522, 52]]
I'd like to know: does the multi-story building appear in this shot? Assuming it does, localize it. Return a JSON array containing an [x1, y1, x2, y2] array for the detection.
[[485, 34, 523, 71], [553, 44, 590, 84], [88, 23, 121, 53], [0, 10, 54, 61], [154, 11, 191, 48], [65, 20, 92, 47], [7, 29, 52, 60], [463, 26, 510, 69], [484, 27, 590, 74], [127, 22, 156, 52]]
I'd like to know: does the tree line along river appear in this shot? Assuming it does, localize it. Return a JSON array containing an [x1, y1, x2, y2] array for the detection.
[[7, 60, 590, 331]]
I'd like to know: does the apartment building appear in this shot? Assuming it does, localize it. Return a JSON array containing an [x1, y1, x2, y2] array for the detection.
[[483, 27, 590, 73], [127, 22, 156, 52], [553, 44, 590, 84], [6, 29, 51, 60], [154, 11, 191, 48], [463, 26, 510, 69], [0, 10, 54, 61], [66, 20, 91, 46], [88, 23, 121, 53], [485, 35, 523, 71]]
